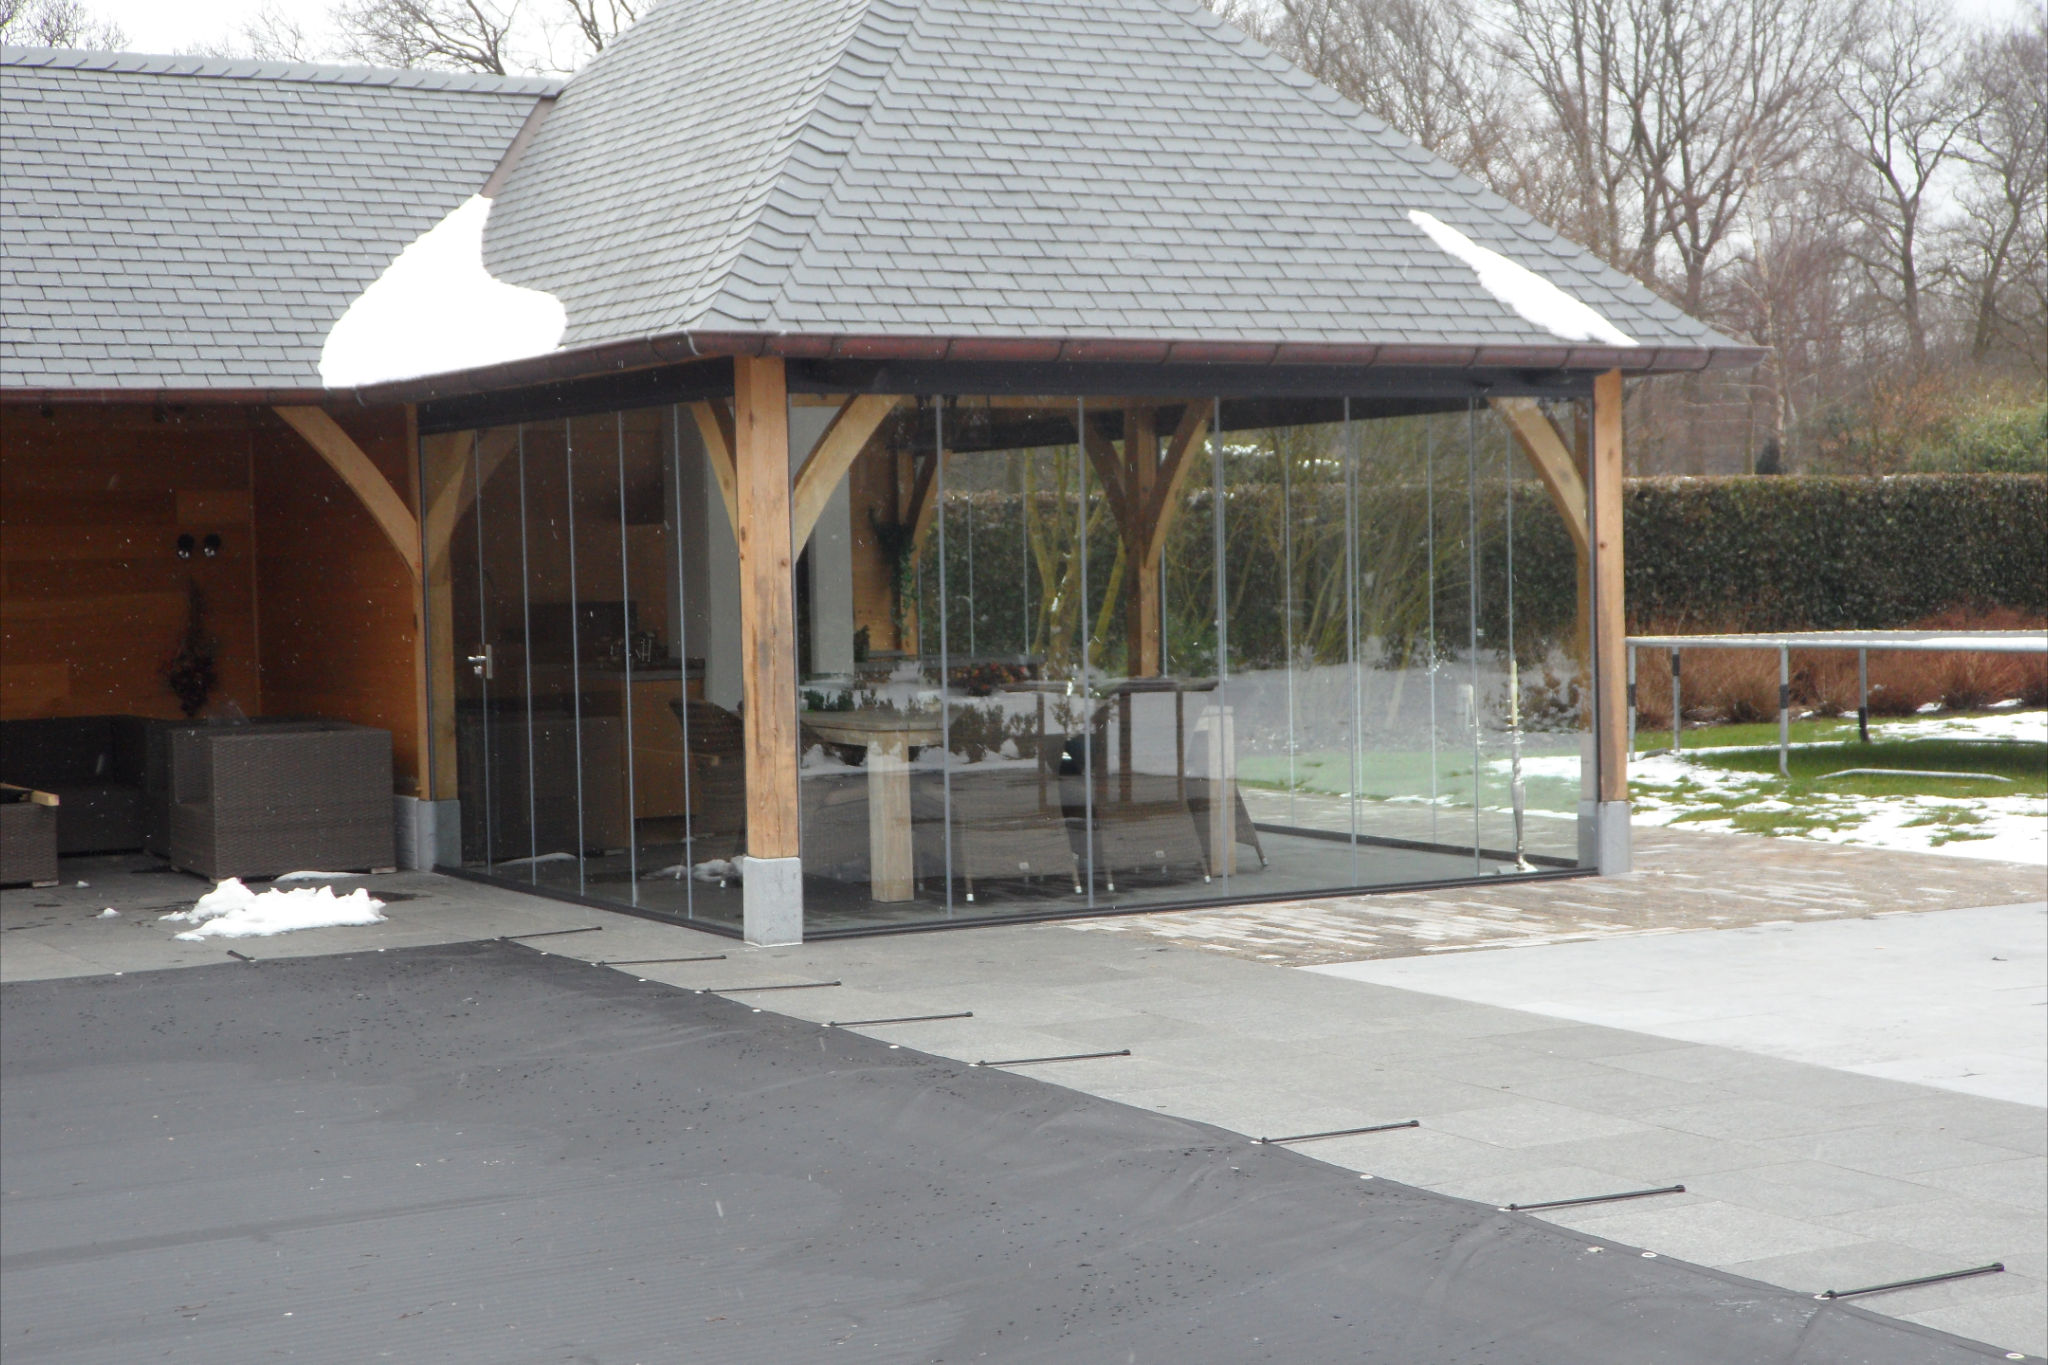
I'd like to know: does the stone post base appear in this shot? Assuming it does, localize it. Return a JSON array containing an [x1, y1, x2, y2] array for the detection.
[[741, 856, 803, 945]]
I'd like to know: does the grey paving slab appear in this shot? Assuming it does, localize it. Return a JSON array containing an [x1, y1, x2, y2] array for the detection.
[[1415, 1098, 1655, 1148], [1819, 1197, 2048, 1267], [1518, 1126, 1786, 1182], [1759, 1126, 2038, 1177], [1914, 1156, 2048, 1210], [1541, 1198, 1869, 1266], [1684, 1160, 1952, 1219]]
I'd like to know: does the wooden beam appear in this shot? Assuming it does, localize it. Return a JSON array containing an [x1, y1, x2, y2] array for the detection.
[[792, 393, 901, 552], [273, 406, 422, 579], [1591, 371, 1628, 804], [422, 425, 518, 561], [733, 356, 800, 861], [688, 399, 739, 533], [1492, 397, 1590, 560], [906, 447, 945, 549], [1079, 416, 1137, 539], [1137, 401, 1211, 575]]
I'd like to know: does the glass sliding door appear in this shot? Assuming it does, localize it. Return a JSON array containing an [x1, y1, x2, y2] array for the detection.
[[428, 382, 1592, 940]]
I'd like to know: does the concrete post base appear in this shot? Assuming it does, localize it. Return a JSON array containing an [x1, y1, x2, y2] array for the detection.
[[1577, 799, 1599, 867], [393, 797, 459, 870], [741, 856, 804, 946], [1595, 800, 1633, 875]]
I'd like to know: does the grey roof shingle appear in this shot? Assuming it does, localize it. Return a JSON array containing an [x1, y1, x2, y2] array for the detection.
[[1, 47, 556, 391], [486, 0, 1752, 366]]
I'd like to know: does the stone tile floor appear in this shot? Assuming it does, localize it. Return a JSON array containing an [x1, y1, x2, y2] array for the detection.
[[4, 837, 2043, 1359]]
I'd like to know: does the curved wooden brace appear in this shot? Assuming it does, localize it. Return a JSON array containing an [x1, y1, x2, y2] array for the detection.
[[273, 405, 422, 579]]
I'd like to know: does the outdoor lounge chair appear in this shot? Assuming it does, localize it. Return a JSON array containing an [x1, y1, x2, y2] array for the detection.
[[164, 721, 395, 879]]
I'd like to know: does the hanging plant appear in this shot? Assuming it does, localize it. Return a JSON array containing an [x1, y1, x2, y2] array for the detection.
[[162, 579, 219, 717]]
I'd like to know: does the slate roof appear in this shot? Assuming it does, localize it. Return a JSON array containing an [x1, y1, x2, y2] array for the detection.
[[0, 48, 557, 393], [484, 0, 1760, 375]]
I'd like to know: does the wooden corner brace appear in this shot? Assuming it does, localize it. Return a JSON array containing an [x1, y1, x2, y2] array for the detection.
[[273, 405, 422, 580], [1490, 397, 1589, 560]]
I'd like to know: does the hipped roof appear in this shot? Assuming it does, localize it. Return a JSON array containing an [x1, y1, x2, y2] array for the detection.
[[0, 48, 554, 396], [483, 0, 1760, 377]]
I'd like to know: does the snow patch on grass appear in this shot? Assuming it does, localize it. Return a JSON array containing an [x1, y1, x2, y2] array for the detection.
[[160, 878, 386, 940], [1630, 711, 2046, 864]]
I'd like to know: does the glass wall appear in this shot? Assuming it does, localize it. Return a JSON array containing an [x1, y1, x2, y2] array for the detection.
[[429, 401, 750, 932], [428, 386, 1593, 937]]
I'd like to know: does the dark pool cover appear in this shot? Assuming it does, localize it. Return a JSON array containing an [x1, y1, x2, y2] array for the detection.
[[0, 941, 2014, 1364]]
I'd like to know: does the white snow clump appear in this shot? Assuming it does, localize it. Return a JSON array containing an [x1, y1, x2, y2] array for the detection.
[[1407, 210, 1637, 347], [160, 878, 386, 941], [319, 194, 565, 388]]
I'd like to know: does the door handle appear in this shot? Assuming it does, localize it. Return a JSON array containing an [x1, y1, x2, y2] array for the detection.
[[468, 645, 494, 680]]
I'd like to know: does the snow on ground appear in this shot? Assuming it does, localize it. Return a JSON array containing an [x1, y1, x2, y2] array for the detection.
[[319, 195, 565, 387], [159, 878, 386, 940], [1407, 210, 1636, 347], [1629, 709, 2047, 865]]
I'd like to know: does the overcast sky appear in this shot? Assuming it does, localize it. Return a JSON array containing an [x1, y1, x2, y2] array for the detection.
[[89, 0, 2037, 63]]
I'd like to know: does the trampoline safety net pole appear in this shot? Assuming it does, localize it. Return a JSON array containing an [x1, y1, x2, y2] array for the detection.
[[1778, 645, 1791, 778], [1627, 645, 1637, 757], [1858, 648, 1870, 743], [1670, 649, 1682, 756]]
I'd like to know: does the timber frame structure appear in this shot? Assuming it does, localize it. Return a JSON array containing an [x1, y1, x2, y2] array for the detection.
[[4, 11, 1757, 941]]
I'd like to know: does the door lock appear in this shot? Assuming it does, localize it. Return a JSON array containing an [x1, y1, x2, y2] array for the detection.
[[467, 645, 494, 680]]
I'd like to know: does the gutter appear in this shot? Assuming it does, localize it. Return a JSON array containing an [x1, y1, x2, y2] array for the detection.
[[3, 334, 1767, 410]]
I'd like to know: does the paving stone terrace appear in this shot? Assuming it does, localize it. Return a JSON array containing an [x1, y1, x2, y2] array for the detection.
[[1063, 821, 2048, 965]]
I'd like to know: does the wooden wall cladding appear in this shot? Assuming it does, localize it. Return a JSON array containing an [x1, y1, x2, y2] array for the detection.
[[1, 404, 262, 722], [0, 402, 425, 795], [250, 405, 424, 794]]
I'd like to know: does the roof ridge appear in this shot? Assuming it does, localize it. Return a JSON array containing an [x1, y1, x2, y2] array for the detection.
[[720, 0, 920, 332], [663, 0, 884, 333], [0, 44, 563, 95]]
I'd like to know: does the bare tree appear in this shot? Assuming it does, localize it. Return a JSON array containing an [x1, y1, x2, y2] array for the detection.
[[187, 3, 327, 62], [330, 0, 637, 74], [0, 0, 125, 48], [1950, 14, 2046, 370], [1263, 0, 1515, 182], [561, 0, 637, 55], [333, 0, 519, 74], [1832, 0, 1983, 366], [1498, 0, 1846, 312]]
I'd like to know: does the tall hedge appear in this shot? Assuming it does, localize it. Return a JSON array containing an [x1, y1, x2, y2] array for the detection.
[[1621, 474, 2047, 629], [911, 473, 2045, 671]]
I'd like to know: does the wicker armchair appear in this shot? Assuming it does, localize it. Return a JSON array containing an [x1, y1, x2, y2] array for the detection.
[[164, 722, 394, 879]]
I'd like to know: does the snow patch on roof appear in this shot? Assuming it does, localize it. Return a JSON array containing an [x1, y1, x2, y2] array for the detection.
[[1407, 210, 1637, 348], [320, 194, 564, 387]]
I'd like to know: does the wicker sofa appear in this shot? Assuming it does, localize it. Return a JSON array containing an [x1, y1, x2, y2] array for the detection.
[[0, 715, 150, 854], [163, 721, 395, 879]]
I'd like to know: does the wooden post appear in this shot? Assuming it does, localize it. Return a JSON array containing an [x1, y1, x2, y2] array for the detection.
[[1123, 408, 1160, 676], [734, 356, 800, 864], [418, 429, 467, 804], [1591, 371, 1629, 810]]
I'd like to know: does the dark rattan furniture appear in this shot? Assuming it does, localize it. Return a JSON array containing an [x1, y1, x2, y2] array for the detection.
[[0, 715, 149, 853], [0, 785, 61, 887], [164, 721, 395, 879]]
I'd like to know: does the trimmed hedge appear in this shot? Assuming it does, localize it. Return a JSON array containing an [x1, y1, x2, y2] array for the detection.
[[910, 474, 2045, 670], [1621, 474, 2047, 630]]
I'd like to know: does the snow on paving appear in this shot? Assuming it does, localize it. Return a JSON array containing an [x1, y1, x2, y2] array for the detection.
[[1407, 210, 1636, 347], [159, 878, 386, 940], [318, 194, 565, 387]]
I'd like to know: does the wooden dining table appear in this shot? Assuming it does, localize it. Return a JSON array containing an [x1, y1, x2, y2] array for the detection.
[[801, 709, 945, 902]]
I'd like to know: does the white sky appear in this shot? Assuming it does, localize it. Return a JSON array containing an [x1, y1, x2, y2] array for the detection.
[[88, 0, 2036, 60]]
